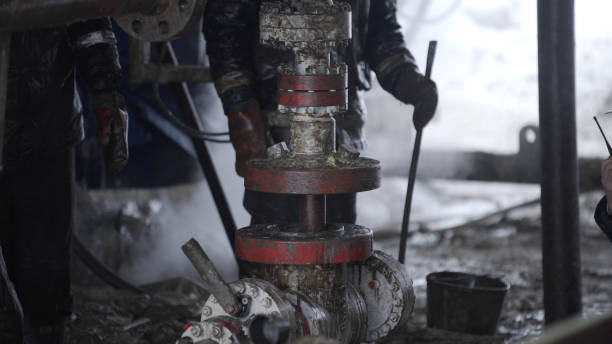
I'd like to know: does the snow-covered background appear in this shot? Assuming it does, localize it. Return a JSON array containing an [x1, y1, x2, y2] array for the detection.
[[99, 1, 612, 284]]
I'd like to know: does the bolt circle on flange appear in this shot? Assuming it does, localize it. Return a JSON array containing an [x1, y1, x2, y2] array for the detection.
[[116, 0, 206, 42], [244, 156, 380, 194]]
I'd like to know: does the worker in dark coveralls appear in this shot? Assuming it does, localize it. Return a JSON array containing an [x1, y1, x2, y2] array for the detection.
[[0, 19, 128, 344], [203, 0, 438, 225], [595, 158, 612, 241]]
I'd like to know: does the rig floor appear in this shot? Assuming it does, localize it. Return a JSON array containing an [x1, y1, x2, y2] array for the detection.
[[67, 185, 612, 343]]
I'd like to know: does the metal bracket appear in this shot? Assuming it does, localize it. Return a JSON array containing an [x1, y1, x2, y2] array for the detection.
[[129, 39, 211, 84]]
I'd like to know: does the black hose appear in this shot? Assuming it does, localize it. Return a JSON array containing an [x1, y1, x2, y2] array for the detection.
[[72, 231, 148, 295], [152, 45, 230, 142]]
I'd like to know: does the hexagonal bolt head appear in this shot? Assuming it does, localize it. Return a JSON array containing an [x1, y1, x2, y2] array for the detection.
[[337, 144, 360, 161], [267, 142, 290, 159], [189, 324, 203, 337]]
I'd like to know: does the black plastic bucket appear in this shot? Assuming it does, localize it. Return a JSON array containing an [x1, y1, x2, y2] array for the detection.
[[426, 271, 510, 335]]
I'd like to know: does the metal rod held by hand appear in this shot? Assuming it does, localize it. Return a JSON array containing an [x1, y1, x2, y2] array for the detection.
[[182, 238, 241, 315], [593, 116, 612, 156], [399, 41, 437, 264]]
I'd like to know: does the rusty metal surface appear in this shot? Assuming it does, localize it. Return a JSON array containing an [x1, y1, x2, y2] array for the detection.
[[290, 115, 336, 155], [181, 239, 241, 316], [116, 0, 208, 42], [279, 74, 347, 91], [179, 278, 297, 344], [0, 0, 162, 31], [259, 1, 351, 49], [256, 264, 351, 342], [278, 89, 347, 108], [235, 224, 373, 265], [299, 195, 326, 233], [245, 155, 380, 194], [350, 251, 415, 341]]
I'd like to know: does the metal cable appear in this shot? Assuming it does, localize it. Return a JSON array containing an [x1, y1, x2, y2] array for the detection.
[[151, 45, 230, 143]]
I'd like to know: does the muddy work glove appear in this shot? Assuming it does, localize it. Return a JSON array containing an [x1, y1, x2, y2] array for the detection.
[[381, 63, 439, 131], [398, 71, 438, 131], [227, 99, 267, 177], [92, 92, 129, 174]]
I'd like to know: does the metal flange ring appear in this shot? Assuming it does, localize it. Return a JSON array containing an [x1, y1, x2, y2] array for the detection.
[[116, 0, 207, 42], [235, 224, 373, 265], [245, 156, 380, 194]]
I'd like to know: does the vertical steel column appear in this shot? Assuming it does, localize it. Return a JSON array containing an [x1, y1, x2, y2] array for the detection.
[[537, 0, 582, 324], [299, 194, 326, 232], [0, 32, 9, 173]]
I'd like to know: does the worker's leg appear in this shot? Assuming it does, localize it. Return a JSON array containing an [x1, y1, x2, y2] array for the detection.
[[10, 150, 74, 343]]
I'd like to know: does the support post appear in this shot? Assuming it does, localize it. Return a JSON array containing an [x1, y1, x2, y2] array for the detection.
[[537, 0, 582, 324], [0, 32, 9, 173]]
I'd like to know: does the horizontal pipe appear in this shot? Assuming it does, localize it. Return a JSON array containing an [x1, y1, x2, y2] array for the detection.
[[0, 0, 163, 31]]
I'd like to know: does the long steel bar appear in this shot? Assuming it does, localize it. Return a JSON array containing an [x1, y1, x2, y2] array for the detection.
[[537, 0, 582, 324], [399, 41, 437, 264], [0, 0, 162, 31], [0, 32, 9, 174], [164, 43, 238, 250], [182, 238, 239, 314], [299, 194, 326, 233]]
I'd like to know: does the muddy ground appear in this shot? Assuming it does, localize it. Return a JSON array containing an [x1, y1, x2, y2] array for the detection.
[[66, 187, 612, 343]]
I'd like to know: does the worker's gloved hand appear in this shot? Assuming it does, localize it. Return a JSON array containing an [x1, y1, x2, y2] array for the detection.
[[92, 92, 129, 174], [227, 99, 267, 177], [396, 70, 439, 131], [602, 158, 612, 213]]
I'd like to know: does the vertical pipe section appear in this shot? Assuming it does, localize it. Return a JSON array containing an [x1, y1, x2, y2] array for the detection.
[[0, 32, 10, 173], [164, 43, 238, 251], [299, 194, 326, 232], [537, 0, 582, 324]]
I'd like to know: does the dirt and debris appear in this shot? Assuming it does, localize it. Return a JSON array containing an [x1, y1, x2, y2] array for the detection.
[[66, 184, 612, 343]]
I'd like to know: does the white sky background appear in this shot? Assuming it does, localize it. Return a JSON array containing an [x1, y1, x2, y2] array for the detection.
[[364, 0, 612, 161]]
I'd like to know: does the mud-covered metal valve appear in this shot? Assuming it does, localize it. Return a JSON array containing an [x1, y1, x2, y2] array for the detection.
[[181, 238, 245, 316]]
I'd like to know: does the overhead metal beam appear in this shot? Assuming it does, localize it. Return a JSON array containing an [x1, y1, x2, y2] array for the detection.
[[0, 0, 162, 31], [537, 0, 582, 324]]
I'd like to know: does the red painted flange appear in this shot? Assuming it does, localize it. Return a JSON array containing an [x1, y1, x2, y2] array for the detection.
[[279, 74, 347, 91], [235, 224, 373, 265], [278, 89, 347, 107], [244, 157, 380, 194]]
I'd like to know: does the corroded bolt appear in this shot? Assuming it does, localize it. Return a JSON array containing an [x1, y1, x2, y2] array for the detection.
[[202, 306, 212, 317], [263, 297, 273, 308], [266, 142, 290, 159], [241, 297, 250, 306], [212, 326, 222, 338], [337, 144, 360, 161], [159, 21, 170, 35], [189, 324, 203, 337], [368, 280, 380, 289]]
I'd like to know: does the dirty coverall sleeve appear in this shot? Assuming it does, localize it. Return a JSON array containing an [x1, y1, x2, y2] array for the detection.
[[203, 0, 260, 109], [366, 0, 420, 101], [67, 18, 122, 94]]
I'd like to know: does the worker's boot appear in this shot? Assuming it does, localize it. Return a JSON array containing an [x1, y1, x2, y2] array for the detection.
[[0, 248, 24, 344]]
